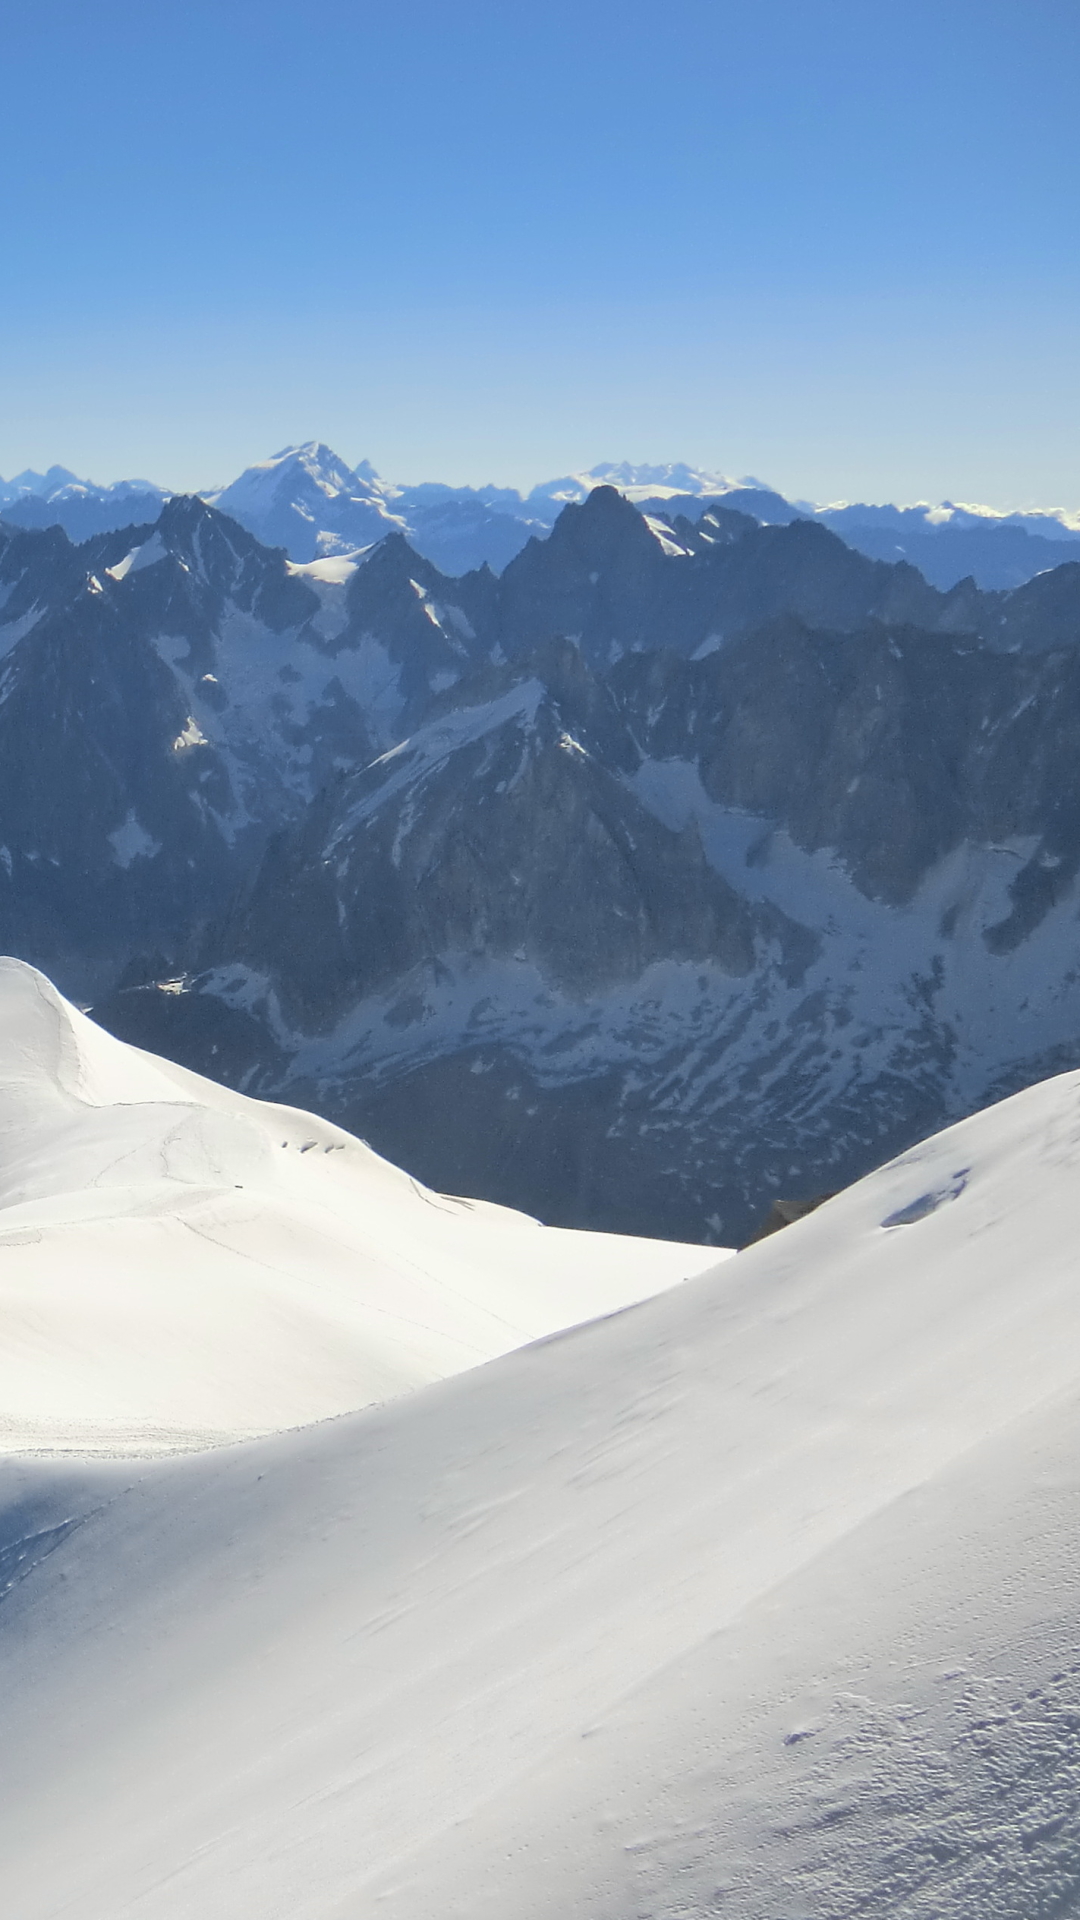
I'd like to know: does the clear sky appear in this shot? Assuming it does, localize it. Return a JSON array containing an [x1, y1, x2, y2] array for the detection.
[[2, 0, 1078, 506]]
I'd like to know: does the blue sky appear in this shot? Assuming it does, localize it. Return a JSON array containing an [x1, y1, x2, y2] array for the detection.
[[2, 0, 1078, 505]]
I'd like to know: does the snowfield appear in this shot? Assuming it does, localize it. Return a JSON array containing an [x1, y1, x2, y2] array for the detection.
[[3, 960, 1080, 1914], [0, 959, 720, 1454]]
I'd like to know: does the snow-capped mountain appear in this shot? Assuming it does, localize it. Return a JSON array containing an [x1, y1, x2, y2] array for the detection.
[[0, 465, 168, 540], [67, 484, 1080, 1243], [524, 459, 753, 513], [207, 444, 555, 575], [4, 1061, 1080, 1914], [0, 958, 714, 1453], [206, 441, 408, 560]]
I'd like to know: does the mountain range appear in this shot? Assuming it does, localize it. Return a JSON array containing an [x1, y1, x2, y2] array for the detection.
[[5, 475, 1080, 1240], [5, 441, 1080, 587]]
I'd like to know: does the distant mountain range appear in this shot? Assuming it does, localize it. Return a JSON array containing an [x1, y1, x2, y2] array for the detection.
[[5, 477, 1080, 1241], [0, 464, 168, 542], [4, 442, 1079, 588]]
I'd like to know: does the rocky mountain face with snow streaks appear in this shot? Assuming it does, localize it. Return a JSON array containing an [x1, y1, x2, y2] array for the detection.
[[5, 479, 1080, 1240]]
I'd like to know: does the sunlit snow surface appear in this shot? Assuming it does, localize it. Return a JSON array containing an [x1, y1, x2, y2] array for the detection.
[[3, 1013, 1080, 1913], [0, 960, 718, 1455]]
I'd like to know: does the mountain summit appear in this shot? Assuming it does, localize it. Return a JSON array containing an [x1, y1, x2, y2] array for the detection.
[[208, 442, 407, 560]]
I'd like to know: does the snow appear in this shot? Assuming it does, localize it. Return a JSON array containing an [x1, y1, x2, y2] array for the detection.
[[624, 754, 1080, 1115], [3, 1055, 1080, 1912], [528, 461, 746, 509], [150, 604, 414, 833], [171, 714, 209, 751], [330, 680, 546, 845], [105, 531, 168, 580], [0, 601, 49, 658], [208, 445, 406, 540], [286, 552, 363, 585], [0, 960, 719, 1456], [643, 512, 693, 556], [107, 811, 161, 868], [210, 443, 360, 513]]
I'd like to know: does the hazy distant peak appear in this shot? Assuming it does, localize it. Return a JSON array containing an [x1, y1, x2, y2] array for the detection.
[[0, 463, 82, 502], [14, 463, 81, 494], [526, 460, 749, 511], [815, 498, 1080, 544]]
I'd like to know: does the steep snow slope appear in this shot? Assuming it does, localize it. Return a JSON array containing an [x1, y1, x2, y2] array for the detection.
[[0, 960, 719, 1454], [3, 1068, 1080, 1915]]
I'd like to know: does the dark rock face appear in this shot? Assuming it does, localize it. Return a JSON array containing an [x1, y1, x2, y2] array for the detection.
[[218, 672, 811, 1026], [0, 499, 375, 991], [656, 492, 1080, 592], [9, 484, 1080, 1240], [468, 488, 965, 666]]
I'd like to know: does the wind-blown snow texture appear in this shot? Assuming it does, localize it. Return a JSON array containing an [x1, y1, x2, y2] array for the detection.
[[3, 1063, 1080, 1915], [0, 959, 717, 1454]]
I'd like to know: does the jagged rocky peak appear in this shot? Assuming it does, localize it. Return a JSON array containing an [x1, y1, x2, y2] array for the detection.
[[536, 481, 669, 565], [337, 531, 494, 714], [99, 494, 320, 635], [493, 486, 693, 661], [217, 660, 810, 1031]]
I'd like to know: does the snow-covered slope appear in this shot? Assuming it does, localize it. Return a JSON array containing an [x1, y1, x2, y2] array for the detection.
[[2, 1068, 1080, 1915], [0, 959, 720, 1455]]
